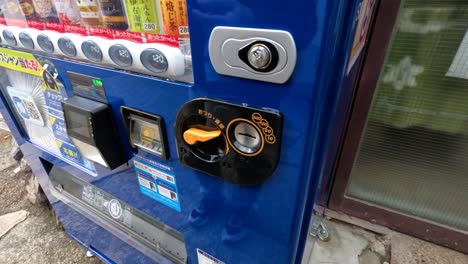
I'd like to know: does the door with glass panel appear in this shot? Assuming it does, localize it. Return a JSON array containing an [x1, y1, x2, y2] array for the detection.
[[330, 0, 468, 252]]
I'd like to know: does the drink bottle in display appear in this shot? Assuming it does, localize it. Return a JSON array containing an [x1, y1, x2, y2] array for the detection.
[[98, 0, 128, 30], [3, 0, 36, 20], [124, 0, 161, 34], [54, 0, 81, 24], [75, 0, 102, 27], [32, 0, 60, 22], [159, 0, 188, 37]]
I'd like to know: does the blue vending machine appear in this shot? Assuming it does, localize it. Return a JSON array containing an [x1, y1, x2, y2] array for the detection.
[[0, 0, 362, 262]]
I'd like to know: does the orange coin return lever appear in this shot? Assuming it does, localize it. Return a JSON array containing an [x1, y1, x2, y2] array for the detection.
[[183, 127, 222, 145]]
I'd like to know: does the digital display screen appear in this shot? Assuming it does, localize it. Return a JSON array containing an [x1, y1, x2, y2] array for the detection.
[[67, 72, 106, 101], [130, 116, 163, 155], [67, 110, 91, 139]]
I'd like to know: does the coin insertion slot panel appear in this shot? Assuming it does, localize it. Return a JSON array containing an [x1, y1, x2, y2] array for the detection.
[[175, 98, 283, 185], [0, 26, 192, 83], [121, 106, 169, 160], [48, 165, 187, 264]]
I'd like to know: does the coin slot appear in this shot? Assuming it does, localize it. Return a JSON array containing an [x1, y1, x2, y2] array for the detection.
[[228, 120, 263, 155], [238, 132, 256, 139]]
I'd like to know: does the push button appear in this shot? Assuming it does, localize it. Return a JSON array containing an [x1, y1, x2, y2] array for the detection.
[[109, 44, 132, 67], [3, 30, 17, 46], [140, 48, 168, 73], [19, 32, 34, 49], [82, 40, 103, 62], [58, 37, 77, 57], [58, 37, 76, 57], [37, 34, 54, 53]]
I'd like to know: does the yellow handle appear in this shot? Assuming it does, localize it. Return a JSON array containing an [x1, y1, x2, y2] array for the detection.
[[183, 127, 221, 145]]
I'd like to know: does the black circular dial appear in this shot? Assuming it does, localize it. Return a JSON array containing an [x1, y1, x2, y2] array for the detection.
[[3, 30, 17, 46], [58, 37, 77, 57], [109, 44, 132, 67], [19, 32, 34, 49], [140, 48, 168, 73], [37, 34, 54, 53], [81, 40, 103, 62]]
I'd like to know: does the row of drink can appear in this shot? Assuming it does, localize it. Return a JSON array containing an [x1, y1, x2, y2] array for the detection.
[[0, 0, 189, 38]]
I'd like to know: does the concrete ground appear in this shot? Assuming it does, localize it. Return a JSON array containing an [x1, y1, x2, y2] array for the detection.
[[309, 217, 468, 264]]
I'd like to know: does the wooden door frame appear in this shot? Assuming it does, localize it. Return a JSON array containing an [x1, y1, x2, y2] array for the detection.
[[328, 0, 468, 253]]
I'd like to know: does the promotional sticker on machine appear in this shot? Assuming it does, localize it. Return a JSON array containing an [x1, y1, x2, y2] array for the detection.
[[6, 86, 45, 126], [39, 59, 96, 172], [134, 158, 181, 212], [347, 0, 376, 74], [49, 116, 72, 144], [56, 139, 94, 169], [0, 48, 95, 173]]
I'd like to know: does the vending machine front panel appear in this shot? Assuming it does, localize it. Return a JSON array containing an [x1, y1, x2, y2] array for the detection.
[[0, 0, 361, 263]]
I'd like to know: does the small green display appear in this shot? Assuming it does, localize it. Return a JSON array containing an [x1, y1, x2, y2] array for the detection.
[[67, 72, 107, 101], [92, 79, 103, 87]]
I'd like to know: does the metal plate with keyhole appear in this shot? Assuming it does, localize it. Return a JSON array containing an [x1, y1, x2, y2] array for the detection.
[[209, 26, 296, 84]]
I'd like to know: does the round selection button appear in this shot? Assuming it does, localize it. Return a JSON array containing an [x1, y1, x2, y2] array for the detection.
[[140, 48, 168, 73], [109, 44, 132, 67], [19, 32, 34, 49], [37, 34, 54, 53], [82, 40, 103, 62], [3, 30, 17, 46], [58, 37, 77, 57]]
